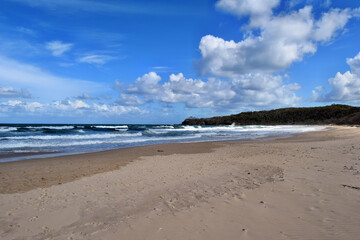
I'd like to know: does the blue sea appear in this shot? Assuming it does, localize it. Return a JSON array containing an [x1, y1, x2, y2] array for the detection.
[[0, 124, 324, 162]]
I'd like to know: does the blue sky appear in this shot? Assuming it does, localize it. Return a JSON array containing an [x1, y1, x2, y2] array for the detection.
[[0, 0, 360, 124]]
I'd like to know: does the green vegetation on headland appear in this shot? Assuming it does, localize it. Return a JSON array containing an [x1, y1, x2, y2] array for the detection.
[[182, 104, 360, 125]]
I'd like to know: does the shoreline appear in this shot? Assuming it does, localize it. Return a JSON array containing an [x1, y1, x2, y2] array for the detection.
[[0, 141, 221, 194], [0, 126, 331, 194], [0, 124, 328, 163], [1, 125, 360, 239]]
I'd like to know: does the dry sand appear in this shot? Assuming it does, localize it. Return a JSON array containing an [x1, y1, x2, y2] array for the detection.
[[1, 126, 360, 240]]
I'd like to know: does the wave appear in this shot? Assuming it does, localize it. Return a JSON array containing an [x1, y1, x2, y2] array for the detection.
[[0, 124, 325, 156], [2, 126, 77, 133], [0, 140, 120, 149], [0, 127, 17, 132], [175, 125, 323, 132], [92, 125, 128, 129], [0, 134, 202, 150], [28, 126, 75, 130], [84, 125, 129, 132], [1, 132, 142, 141], [152, 125, 174, 129]]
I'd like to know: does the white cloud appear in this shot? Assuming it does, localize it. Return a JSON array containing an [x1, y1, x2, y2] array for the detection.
[[120, 72, 300, 109], [152, 66, 169, 70], [0, 38, 41, 57], [45, 41, 73, 56], [312, 52, 360, 103], [16, 27, 36, 36], [151, 66, 171, 72], [198, 3, 355, 77], [313, 8, 352, 42], [116, 94, 143, 106], [0, 100, 43, 113], [112, 80, 124, 92], [0, 99, 146, 117], [75, 92, 98, 100], [127, 72, 162, 97], [0, 55, 104, 101], [230, 73, 301, 107], [161, 73, 236, 108], [93, 104, 147, 116], [347, 51, 360, 76], [55, 99, 90, 110], [216, 0, 280, 18], [78, 54, 115, 65], [0, 86, 31, 98], [323, 0, 332, 8], [287, 0, 332, 10], [353, 7, 360, 17]]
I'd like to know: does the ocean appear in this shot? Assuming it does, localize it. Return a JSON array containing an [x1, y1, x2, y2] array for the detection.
[[0, 124, 324, 162]]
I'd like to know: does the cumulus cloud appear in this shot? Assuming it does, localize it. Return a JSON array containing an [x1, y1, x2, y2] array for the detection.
[[230, 73, 301, 107], [0, 99, 146, 117], [0, 100, 43, 113], [161, 73, 236, 108], [93, 104, 147, 116], [312, 52, 360, 103], [197, 1, 358, 109], [75, 92, 98, 100], [216, 0, 280, 19], [45, 41, 73, 56], [118, 72, 300, 109], [127, 72, 162, 97], [347, 51, 360, 76], [198, 2, 355, 77], [78, 54, 115, 65], [54, 99, 90, 110], [0, 86, 31, 98], [116, 94, 143, 106]]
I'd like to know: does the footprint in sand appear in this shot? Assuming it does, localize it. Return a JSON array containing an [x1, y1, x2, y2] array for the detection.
[[307, 205, 320, 212], [29, 216, 39, 222], [319, 199, 330, 204]]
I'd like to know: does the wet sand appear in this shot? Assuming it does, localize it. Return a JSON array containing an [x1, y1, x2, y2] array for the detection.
[[0, 142, 218, 194], [1, 126, 360, 239]]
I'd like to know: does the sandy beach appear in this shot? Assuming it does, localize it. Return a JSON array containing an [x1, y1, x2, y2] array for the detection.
[[1, 126, 360, 240]]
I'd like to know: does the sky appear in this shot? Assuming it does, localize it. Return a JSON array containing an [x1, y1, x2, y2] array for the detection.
[[0, 0, 360, 124]]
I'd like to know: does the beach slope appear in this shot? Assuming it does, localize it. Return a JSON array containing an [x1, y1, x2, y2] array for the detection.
[[1, 126, 360, 240]]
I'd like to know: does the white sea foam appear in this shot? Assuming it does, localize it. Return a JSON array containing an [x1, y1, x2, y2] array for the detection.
[[0, 127, 17, 132], [139, 125, 325, 136], [1, 132, 141, 141], [0, 125, 325, 155], [152, 125, 174, 129], [176, 125, 324, 132], [28, 126, 75, 130], [0, 134, 201, 149], [93, 125, 128, 129]]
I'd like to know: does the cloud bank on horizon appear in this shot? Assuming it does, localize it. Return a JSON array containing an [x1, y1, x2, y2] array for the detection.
[[0, 0, 360, 123]]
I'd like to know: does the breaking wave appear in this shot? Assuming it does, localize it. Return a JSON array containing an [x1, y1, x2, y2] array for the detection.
[[0, 124, 325, 161]]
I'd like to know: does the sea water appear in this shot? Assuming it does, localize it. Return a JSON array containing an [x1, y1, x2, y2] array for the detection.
[[0, 124, 325, 162]]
